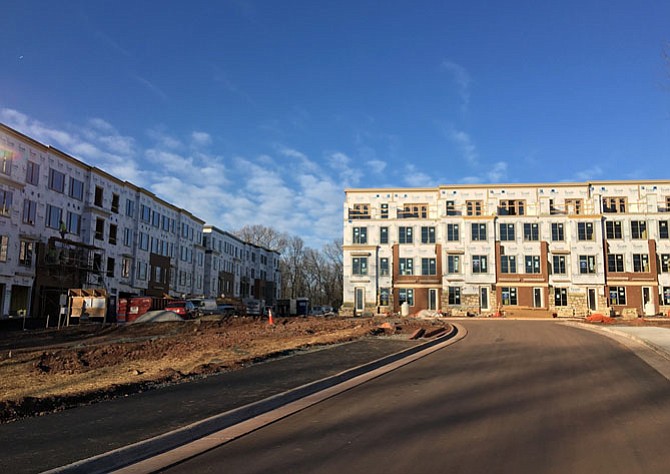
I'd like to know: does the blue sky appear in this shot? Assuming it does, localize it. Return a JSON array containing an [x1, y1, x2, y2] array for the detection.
[[2, 0, 669, 248]]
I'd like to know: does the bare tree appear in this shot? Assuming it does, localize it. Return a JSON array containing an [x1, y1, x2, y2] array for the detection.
[[233, 224, 289, 252]]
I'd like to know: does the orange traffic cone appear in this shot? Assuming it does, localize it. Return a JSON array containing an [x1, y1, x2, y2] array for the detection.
[[268, 308, 274, 325]]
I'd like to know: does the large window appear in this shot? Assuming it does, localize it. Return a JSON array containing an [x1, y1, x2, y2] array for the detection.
[[140, 204, 151, 223], [631, 221, 647, 240], [380, 227, 388, 244], [95, 218, 105, 240], [447, 224, 459, 241], [551, 223, 564, 241], [352, 257, 368, 276], [632, 254, 649, 272], [353, 227, 367, 244], [447, 255, 460, 274], [124, 228, 133, 247], [66, 211, 81, 236], [398, 203, 427, 219], [0, 149, 12, 176], [603, 197, 626, 213], [448, 287, 461, 305], [660, 254, 670, 273], [609, 286, 626, 305], [607, 254, 625, 273], [139, 232, 149, 251], [122, 257, 132, 278], [422, 258, 436, 275], [499, 223, 515, 241], [501, 287, 518, 305], [349, 203, 370, 219], [552, 255, 566, 275], [466, 200, 483, 216], [660, 220, 669, 239], [399, 226, 413, 244], [500, 255, 516, 274], [69, 177, 84, 201], [577, 222, 594, 241], [46, 204, 62, 229], [471, 223, 487, 241], [605, 221, 622, 239], [109, 224, 118, 245], [22, 199, 36, 225], [111, 194, 120, 213], [48, 168, 65, 193], [421, 226, 435, 244], [19, 240, 33, 266], [579, 255, 596, 274], [398, 289, 414, 306], [379, 288, 390, 306], [0, 189, 13, 217], [554, 288, 568, 307], [126, 199, 135, 217], [446, 200, 457, 216], [26, 161, 39, 185], [380, 257, 389, 276], [472, 255, 487, 273], [523, 223, 539, 241], [499, 199, 525, 216], [399, 258, 414, 276], [525, 255, 541, 274]]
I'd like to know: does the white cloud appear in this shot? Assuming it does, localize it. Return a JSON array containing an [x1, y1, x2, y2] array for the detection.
[[367, 159, 387, 174], [191, 131, 212, 147], [486, 161, 508, 182], [448, 127, 479, 166], [403, 164, 439, 187], [442, 60, 471, 112], [574, 166, 604, 181]]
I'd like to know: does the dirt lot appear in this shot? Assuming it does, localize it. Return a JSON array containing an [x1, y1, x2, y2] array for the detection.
[[0, 315, 443, 423]]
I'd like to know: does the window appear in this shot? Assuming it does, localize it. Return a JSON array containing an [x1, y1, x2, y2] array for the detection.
[[552, 255, 566, 275], [603, 197, 626, 213], [447, 255, 460, 274], [140, 204, 151, 223], [399, 226, 413, 244], [659, 254, 670, 273], [124, 228, 133, 247], [448, 287, 461, 305], [447, 224, 459, 241], [380, 257, 389, 276], [471, 223, 487, 241], [605, 221, 623, 239], [523, 223, 539, 241], [95, 218, 105, 240], [353, 227, 367, 244], [69, 178, 84, 200], [565, 198, 583, 215], [122, 257, 132, 278], [632, 254, 649, 272], [349, 203, 370, 219], [137, 261, 148, 281], [93, 186, 103, 207], [579, 255, 596, 274], [660, 220, 669, 239], [107, 257, 115, 277], [422, 258, 436, 275], [111, 194, 119, 213], [162, 215, 170, 231], [609, 286, 626, 305], [421, 226, 435, 244], [500, 255, 516, 274], [472, 255, 487, 273], [109, 224, 118, 245], [554, 288, 568, 307], [551, 223, 564, 241], [466, 200, 483, 216], [0, 235, 8, 262], [525, 255, 541, 274], [398, 203, 428, 219], [26, 161, 39, 185], [499, 223, 515, 241], [1, 149, 12, 176], [66, 211, 81, 235], [139, 232, 149, 251], [446, 200, 457, 216], [380, 227, 388, 244], [380, 203, 388, 219], [126, 199, 135, 217], [631, 221, 647, 240], [0, 190, 13, 217], [152, 210, 160, 228], [379, 288, 390, 306], [398, 289, 414, 306], [664, 287, 670, 305], [608, 254, 625, 273], [577, 222, 594, 241], [22, 199, 37, 225], [501, 287, 518, 305], [499, 199, 525, 216], [399, 258, 414, 275], [352, 257, 368, 275], [18, 240, 33, 266], [46, 204, 62, 229]]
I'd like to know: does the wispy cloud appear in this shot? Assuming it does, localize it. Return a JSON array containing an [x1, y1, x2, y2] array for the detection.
[[574, 166, 604, 181], [131, 74, 168, 101], [447, 127, 479, 166], [442, 60, 471, 112], [191, 131, 212, 147]]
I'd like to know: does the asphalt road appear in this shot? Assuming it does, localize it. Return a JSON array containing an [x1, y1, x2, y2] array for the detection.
[[162, 321, 670, 474]]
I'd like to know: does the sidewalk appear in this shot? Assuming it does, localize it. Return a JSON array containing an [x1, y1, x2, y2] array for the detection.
[[599, 325, 670, 360]]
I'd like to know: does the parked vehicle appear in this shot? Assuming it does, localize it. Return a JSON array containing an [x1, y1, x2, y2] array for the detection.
[[217, 304, 238, 317], [197, 298, 219, 315], [117, 297, 171, 323], [165, 300, 197, 319]]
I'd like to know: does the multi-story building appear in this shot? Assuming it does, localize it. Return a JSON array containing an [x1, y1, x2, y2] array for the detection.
[[343, 181, 670, 318], [202, 225, 280, 306], [0, 122, 280, 320]]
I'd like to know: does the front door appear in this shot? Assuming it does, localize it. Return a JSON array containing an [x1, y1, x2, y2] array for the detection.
[[533, 288, 542, 308], [588, 288, 597, 311], [428, 289, 438, 311], [642, 287, 654, 316], [354, 287, 365, 316], [480, 287, 489, 311]]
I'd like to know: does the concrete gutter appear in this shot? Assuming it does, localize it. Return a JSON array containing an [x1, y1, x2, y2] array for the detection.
[[44, 323, 467, 474]]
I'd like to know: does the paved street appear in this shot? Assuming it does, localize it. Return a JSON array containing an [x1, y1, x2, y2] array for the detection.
[[162, 321, 670, 474]]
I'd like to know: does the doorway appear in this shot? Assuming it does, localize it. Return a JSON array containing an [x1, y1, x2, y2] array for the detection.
[[587, 288, 597, 312], [354, 288, 365, 316], [480, 287, 489, 311], [642, 287, 654, 316], [533, 288, 543, 308], [428, 289, 438, 311]]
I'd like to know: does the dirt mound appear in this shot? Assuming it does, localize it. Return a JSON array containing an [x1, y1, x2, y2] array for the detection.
[[586, 313, 616, 324]]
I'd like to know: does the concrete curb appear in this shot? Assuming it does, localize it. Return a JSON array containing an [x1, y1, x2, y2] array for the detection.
[[44, 323, 466, 474]]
